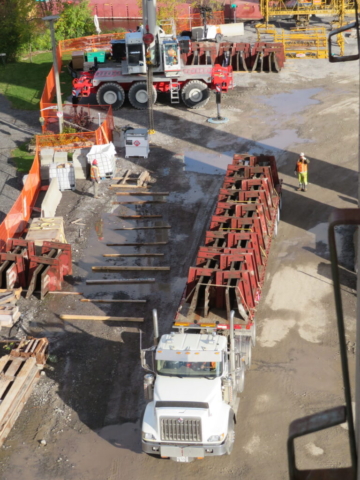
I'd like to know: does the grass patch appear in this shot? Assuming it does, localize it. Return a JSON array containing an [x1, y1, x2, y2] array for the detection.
[[11, 143, 35, 173], [0, 52, 72, 110]]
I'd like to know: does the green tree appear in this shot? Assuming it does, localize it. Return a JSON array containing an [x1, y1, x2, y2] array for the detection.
[[0, 0, 38, 61], [55, 0, 96, 40]]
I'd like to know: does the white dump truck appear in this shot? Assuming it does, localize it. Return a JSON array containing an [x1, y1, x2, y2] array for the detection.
[[141, 154, 282, 462]]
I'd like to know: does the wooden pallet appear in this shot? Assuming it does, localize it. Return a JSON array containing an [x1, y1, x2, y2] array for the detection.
[[11, 337, 49, 366], [110, 170, 151, 189], [0, 355, 42, 447]]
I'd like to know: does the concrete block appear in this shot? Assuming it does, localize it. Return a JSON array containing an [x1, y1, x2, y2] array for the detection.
[[54, 151, 68, 163], [40, 148, 54, 166], [41, 178, 62, 218]]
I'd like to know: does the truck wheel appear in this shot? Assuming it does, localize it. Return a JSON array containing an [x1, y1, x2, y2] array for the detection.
[[215, 33, 223, 43], [236, 367, 245, 393], [244, 337, 252, 369], [96, 82, 125, 110], [128, 82, 157, 110], [273, 218, 278, 238], [251, 321, 256, 347], [181, 81, 210, 109], [225, 415, 235, 455]]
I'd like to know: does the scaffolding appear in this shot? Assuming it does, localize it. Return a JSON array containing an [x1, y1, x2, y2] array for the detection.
[[259, 0, 356, 26]]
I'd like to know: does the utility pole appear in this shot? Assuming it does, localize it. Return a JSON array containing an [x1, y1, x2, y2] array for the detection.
[[42, 15, 63, 133]]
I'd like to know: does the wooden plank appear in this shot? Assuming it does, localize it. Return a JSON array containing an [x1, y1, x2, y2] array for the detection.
[[60, 315, 144, 322], [106, 242, 168, 247], [0, 358, 37, 430], [92, 266, 170, 272], [109, 184, 149, 189], [86, 279, 155, 285], [114, 226, 171, 231], [117, 215, 162, 219], [0, 360, 40, 447], [0, 355, 11, 373], [0, 288, 22, 300], [80, 299, 147, 304], [113, 201, 166, 205], [115, 192, 169, 196], [120, 169, 130, 185], [103, 253, 164, 257], [47, 291, 83, 295]]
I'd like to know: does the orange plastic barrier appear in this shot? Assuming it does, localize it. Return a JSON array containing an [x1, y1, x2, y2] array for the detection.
[[0, 151, 41, 251]]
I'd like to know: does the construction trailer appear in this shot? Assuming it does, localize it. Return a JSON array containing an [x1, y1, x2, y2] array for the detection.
[[140, 154, 282, 462]]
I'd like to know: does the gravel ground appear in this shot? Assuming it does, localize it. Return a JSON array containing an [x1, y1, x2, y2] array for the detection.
[[0, 28, 359, 479]]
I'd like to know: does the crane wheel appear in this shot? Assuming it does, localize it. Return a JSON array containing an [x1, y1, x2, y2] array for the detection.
[[96, 82, 125, 110], [128, 82, 157, 110], [181, 80, 210, 109]]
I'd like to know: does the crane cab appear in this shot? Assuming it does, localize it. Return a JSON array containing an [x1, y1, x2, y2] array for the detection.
[[163, 40, 181, 76]]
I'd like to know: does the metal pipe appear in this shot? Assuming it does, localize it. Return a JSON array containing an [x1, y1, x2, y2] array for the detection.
[[152, 309, 159, 345], [229, 310, 236, 379]]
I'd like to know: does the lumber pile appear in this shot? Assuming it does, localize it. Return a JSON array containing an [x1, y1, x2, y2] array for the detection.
[[0, 337, 49, 447], [0, 288, 22, 328]]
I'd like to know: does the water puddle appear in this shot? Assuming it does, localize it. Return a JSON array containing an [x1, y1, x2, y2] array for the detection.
[[259, 88, 322, 117], [247, 129, 311, 158], [183, 151, 233, 174]]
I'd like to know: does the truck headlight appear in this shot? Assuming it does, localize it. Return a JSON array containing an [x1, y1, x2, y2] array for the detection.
[[207, 434, 224, 442], [142, 432, 156, 441]]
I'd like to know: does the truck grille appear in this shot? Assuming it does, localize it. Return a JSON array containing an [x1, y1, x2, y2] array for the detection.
[[160, 417, 202, 442]]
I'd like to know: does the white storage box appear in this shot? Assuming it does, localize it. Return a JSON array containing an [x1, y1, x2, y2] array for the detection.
[[49, 163, 76, 191], [125, 128, 149, 159], [86, 142, 116, 178]]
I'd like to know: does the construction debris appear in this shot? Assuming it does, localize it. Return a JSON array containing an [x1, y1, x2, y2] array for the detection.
[[0, 337, 49, 448], [106, 242, 168, 247], [86, 279, 155, 285], [0, 288, 22, 327], [91, 266, 170, 272], [110, 170, 150, 188], [114, 226, 171, 230], [60, 315, 144, 322], [80, 299, 147, 303], [113, 201, 166, 205], [103, 254, 164, 257]]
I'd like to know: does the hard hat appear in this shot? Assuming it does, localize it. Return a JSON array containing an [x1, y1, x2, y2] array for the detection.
[[300, 152, 305, 157], [92, 159, 98, 165]]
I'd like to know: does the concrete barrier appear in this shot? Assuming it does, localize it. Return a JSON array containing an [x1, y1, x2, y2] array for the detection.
[[41, 177, 62, 218]]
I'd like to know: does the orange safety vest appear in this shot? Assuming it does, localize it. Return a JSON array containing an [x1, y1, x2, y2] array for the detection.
[[90, 165, 99, 180], [297, 160, 308, 173]]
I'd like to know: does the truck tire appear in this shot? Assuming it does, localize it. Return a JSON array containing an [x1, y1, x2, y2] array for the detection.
[[128, 82, 157, 110], [181, 81, 210, 109], [251, 321, 256, 347], [225, 415, 235, 455], [96, 82, 125, 110], [244, 337, 252, 368], [273, 218, 278, 238], [236, 366, 245, 393]]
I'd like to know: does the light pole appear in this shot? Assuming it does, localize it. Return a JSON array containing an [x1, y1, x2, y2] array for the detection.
[[42, 15, 63, 133]]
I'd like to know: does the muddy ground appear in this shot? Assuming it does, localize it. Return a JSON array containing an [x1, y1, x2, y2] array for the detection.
[[0, 47, 359, 480]]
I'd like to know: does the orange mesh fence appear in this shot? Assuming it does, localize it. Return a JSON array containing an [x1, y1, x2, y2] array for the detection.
[[42, 104, 113, 135], [60, 32, 126, 53], [0, 151, 41, 251], [176, 11, 225, 32]]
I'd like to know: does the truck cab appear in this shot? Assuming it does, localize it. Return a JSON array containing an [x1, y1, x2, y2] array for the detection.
[[141, 319, 240, 462]]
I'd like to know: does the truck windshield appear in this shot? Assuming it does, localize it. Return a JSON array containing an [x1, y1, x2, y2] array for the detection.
[[156, 360, 222, 378]]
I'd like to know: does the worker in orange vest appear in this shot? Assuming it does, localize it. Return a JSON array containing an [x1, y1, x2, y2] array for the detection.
[[294, 152, 310, 192], [90, 159, 101, 198]]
